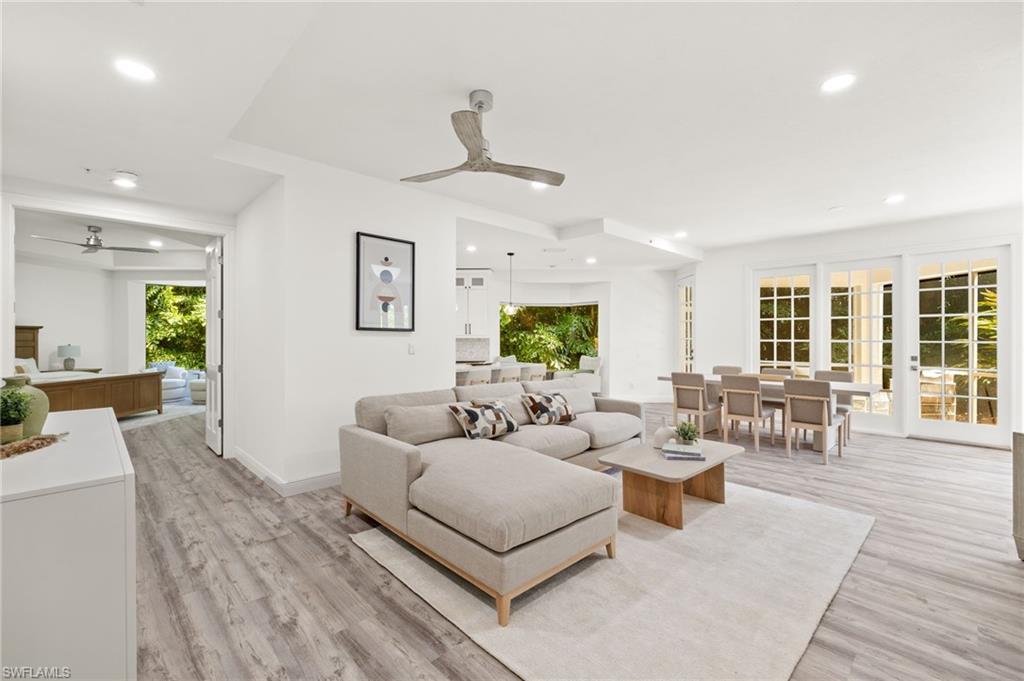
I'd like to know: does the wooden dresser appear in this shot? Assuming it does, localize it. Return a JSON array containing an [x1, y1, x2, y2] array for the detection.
[[14, 324, 42, 360]]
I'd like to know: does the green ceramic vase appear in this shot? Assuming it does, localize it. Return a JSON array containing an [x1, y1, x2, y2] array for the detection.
[[2, 375, 49, 437]]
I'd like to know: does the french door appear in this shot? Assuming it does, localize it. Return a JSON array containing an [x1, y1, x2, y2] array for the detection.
[[907, 247, 1009, 447], [678, 276, 694, 371], [205, 238, 223, 455]]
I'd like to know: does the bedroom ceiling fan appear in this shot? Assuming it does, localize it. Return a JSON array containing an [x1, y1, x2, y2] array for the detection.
[[401, 89, 565, 187], [31, 225, 160, 254]]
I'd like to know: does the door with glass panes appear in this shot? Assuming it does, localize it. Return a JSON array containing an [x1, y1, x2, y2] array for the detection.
[[908, 248, 1008, 446]]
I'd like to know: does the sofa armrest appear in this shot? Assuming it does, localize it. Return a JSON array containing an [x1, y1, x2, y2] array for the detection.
[[339, 425, 422, 532], [594, 397, 644, 420]]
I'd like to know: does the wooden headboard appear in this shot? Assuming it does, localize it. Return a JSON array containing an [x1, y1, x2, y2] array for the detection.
[[15, 325, 42, 362]]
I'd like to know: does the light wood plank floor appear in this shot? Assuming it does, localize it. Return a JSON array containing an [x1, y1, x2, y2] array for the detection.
[[127, 410, 1023, 681]]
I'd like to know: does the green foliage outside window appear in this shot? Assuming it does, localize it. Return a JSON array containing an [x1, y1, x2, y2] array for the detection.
[[146, 284, 206, 369], [499, 305, 598, 371]]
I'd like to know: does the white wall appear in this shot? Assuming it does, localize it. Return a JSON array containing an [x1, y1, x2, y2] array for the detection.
[[690, 206, 1023, 438], [14, 258, 114, 370], [222, 144, 555, 488]]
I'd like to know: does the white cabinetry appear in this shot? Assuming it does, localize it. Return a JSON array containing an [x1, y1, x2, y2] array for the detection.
[[1, 408, 137, 680], [456, 270, 490, 337]]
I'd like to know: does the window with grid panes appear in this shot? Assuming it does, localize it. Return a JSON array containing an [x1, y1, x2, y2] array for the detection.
[[758, 274, 811, 377], [829, 268, 894, 415]]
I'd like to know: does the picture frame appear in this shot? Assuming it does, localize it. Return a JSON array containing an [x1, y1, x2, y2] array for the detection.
[[355, 232, 415, 331]]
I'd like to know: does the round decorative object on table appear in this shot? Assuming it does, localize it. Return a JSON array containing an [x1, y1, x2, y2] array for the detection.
[[2, 375, 50, 438], [651, 425, 676, 448]]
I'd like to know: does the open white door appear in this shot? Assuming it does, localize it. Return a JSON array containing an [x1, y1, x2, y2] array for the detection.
[[205, 238, 223, 455]]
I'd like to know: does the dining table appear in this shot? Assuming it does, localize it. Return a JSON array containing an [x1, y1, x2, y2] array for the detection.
[[657, 373, 884, 452]]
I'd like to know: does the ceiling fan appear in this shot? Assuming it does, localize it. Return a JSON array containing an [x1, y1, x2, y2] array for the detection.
[[31, 225, 160, 254], [401, 89, 565, 187]]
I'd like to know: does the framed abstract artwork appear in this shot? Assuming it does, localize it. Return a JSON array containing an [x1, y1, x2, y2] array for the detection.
[[355, 232, 415, 331]]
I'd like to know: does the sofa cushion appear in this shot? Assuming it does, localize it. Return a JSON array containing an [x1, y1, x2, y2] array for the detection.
[[385, 403, 466, 445], [556, 387, 596, 414], [410, 439, 617, 552], [522, 392, 575, 425], [356, 389, 457, 434], [161, 378, 187, 390], [448, 401, 520, 440], [454, 383, 529, 424], [498, 424, 589, 460], [568, 411, 642, 448]]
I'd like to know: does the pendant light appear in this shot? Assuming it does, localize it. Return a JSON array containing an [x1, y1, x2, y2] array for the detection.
[[503, 252, 518, 315]]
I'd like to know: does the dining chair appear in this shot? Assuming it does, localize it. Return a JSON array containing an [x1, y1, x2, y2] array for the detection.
[[497, 366, 521, 383], [465, 367, 492, 386], [784, 379, 843, 464], [815, 370, 854, 445], [712, 365, 743, 376], [721, 375, 775, 452], [671, 372, 721, 439]]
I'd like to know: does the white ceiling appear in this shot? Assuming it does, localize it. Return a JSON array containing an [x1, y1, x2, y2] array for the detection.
[[232, 2, 1022, 248], [3, 2, 1021, 252], [1, 2, 315, 215]]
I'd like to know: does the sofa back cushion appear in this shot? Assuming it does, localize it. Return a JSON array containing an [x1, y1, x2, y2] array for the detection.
[[554, 387, 596, 414], [356, 388, 457, 434], [454, 382, 529, 424], [385, 402, 466, 445]]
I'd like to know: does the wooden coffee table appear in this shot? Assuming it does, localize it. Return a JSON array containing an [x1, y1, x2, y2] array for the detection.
[[598, 440, 744, 529]]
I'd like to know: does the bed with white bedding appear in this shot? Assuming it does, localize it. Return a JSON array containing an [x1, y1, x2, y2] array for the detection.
[[10, 358, 163, 418]]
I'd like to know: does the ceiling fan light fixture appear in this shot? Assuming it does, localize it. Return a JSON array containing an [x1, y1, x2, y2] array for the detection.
[[820, 72, 856, 94], [149, 240, 163, 248], [115, 58, 155, 82], [111, 170, 139, 189]]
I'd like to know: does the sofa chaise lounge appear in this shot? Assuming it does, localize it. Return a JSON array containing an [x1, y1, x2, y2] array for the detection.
[[339, 379, 644, 625]]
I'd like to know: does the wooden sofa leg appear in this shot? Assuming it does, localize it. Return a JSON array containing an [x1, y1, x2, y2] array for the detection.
[[606, 537, 616, 559], [343, 500, 353, 517], [496, 594, 511, 626]]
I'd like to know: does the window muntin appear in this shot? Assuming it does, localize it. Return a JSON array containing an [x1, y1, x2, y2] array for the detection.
[[758, 274, 811, 378], [829, 268, 894, 415]]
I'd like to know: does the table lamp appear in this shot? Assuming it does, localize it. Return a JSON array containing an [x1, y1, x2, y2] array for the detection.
[[58, 344, 81, 370]]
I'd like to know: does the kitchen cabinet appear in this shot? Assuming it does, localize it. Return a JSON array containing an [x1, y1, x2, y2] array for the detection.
[[456, 270, 490, 336]]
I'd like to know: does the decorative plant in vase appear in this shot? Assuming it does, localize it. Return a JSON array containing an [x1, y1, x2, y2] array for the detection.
[[1, 388, 32, 444], [675, 420, 699, 446]]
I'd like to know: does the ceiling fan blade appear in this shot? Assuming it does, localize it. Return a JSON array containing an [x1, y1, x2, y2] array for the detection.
[[101, 246, 160, 254], [486, 162, 565, 187], [450, 110, 485, 158], [31, 235, 89, 247], [400, 163, 469, 183]]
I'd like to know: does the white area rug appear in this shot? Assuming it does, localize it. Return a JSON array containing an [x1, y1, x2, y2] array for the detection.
[[352, 482, 874, 681], [118, 404, 205, 431]]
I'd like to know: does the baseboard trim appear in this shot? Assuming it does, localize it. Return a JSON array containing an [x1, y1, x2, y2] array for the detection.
[[232, 446, 341, 497], [267, 471, 341, 497]]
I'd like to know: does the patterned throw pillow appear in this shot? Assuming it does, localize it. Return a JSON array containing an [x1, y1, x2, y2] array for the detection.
[[521, 392, 576, 425], [448, 401, 520, 440]]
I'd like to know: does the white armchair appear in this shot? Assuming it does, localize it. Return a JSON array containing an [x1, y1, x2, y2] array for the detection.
[[160, 366, 189, 403], [554, 355, 603, 395]]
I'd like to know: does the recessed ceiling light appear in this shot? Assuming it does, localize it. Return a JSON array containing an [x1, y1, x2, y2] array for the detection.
[[530, 181, 547, 191], [827, 206, 845, 213], [149, 240, 163, 248], [674, 231, 688, 239], [884, 193, 906, 205], [820, 73, 856, 94], [111, 170, 139, 189], [465, 244, 477, 252], [585, 257, 597, 265], [114, 58, 156, 82]]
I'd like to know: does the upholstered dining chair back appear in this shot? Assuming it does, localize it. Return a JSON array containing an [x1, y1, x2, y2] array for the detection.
[[721, 374, 764, 417], [712, 365, 743, 376], [497, 366, 521, 383], [465, 368, 492, 386], [784, 379, 836, 425], [671, 372, 709, 410], [763, 367, 795, 378], [814, 370, 854, 406]]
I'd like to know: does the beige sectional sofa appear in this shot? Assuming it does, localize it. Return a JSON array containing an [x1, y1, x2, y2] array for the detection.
[[339, 379, 644, 625]]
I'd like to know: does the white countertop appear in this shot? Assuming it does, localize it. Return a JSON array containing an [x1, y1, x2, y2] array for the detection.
[[0, 408, 133, 503], [455, 362, 546, 373]]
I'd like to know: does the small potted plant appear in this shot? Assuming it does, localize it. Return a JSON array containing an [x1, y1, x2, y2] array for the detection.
[[674, 420, 699, 446], [1, 388, 32, 444]]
